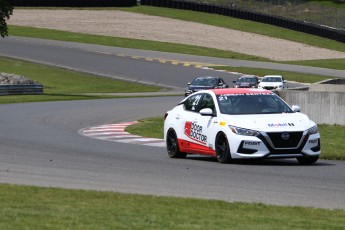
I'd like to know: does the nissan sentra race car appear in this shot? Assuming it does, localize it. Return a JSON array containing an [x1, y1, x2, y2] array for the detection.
[[164, 88, 320, 164]]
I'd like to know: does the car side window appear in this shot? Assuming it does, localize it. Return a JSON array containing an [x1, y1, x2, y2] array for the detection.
[[184, 94, 202, 112], [199, 94, 215, 112]]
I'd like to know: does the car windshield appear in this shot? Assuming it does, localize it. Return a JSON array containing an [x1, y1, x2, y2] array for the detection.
[[262, 77, 282, 82], [217, 93, 293, 115], [237, 77, 257, 83], [191, 78, 217, 86]]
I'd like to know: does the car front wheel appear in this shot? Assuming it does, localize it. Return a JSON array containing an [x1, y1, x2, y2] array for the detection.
[[215, 133, 231, 163], [166, 129, 186, 158]]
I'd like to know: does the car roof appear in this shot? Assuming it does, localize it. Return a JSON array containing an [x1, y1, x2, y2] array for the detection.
[[194, 76, 219, 79], [239, 75, 257, 78], [263, 75, 282, 78], [210, 88, 272, 95]]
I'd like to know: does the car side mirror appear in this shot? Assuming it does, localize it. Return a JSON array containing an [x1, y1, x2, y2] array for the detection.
[[200, 108, 214, 116], [283, 80, 287, 83], [187, 82, 191, 85], [233, 80, 236, 83], [219, 82, 223, 86], [291, 105, 301, 112]]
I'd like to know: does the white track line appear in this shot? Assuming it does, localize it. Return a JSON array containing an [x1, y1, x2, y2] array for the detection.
[[79, 122, 166, 148]]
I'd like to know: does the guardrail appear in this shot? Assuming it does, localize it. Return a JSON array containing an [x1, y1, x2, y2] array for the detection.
[[8, 0, 137, 7], [0, 84, 44, 96]]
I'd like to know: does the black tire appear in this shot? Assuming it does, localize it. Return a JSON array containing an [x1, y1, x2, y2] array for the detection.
[[166, 129, 186, 158], [296, 156, 319, 165], [215, 133, 231, 163]]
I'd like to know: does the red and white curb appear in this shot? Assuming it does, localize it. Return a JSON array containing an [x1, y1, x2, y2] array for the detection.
[[79, 122, 166, 147]]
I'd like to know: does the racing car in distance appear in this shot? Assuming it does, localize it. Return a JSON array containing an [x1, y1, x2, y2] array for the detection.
[[233, 75, 259, 88], [184, 76, 229, 97], [164, 88, 320, 165], [258, 75, 286, 90]]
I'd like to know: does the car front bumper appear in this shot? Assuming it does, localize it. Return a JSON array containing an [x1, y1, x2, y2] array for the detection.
[[228, 132, 321, 159]]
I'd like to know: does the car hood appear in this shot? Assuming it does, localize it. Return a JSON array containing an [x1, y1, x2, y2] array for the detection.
[[223, 113, 314, 132], [188, 85, 215, 90], [235, 82, 253, 86], [259, 82, 283, 87]]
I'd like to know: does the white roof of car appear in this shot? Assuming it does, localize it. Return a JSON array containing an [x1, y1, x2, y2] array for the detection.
[[263, 75, 283, 78]]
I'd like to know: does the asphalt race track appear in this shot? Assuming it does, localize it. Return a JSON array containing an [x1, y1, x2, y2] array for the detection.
[[0, 37, 345, 210]]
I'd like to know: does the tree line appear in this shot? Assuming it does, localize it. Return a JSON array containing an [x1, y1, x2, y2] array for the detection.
[[0, 0, 13, 37]]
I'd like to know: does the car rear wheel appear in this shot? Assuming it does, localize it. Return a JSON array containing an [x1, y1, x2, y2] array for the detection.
[[296, 156, 319, 165], [166, 129, 186, 158], [215, 133, 231, 163]]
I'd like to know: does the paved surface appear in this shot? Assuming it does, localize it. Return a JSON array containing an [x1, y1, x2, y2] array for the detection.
[[1, 37, 345, 82], [1, 37, 345, 210], [1, 98, 345, 210]]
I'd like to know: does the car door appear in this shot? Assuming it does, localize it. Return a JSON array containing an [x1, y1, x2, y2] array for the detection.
[[218, 78, 228, 88], [183, 93, 218, 155], [178, 93, 203, 147], [282, 76, 287, 89]]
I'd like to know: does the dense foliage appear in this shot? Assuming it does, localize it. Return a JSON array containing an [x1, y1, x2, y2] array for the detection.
[[0, 0, 13, 37]]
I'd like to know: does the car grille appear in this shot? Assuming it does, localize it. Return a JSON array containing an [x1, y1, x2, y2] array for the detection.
[[266, 132, 303, 148], [263, 86, 275, 90]]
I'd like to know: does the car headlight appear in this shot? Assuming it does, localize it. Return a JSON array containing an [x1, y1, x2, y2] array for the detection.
[[229, 125, 260, 136], [307, 125, 318, 135]]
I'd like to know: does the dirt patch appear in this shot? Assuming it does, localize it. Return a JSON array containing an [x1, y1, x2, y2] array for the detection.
[[8, 9, 345, 61]]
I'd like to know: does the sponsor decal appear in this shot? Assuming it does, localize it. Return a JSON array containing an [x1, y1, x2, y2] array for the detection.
[[243, 141, 261, 148], [218, 92, 272, 97], [268, 123, 294, 127], [219, 121, 227, 126], [178, 138, 216, 156], [184, 121, 207, 144]]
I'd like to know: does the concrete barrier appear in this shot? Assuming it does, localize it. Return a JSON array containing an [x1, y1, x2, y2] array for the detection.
[[278, 90, 345, 125]]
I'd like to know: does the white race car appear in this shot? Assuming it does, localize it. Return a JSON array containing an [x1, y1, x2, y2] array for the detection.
[[164, 88, 320, 164]]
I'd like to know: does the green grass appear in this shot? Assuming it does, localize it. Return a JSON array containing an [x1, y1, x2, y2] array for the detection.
[[126, 116, 165, 139], [8, 25, 265, 62], [126, 117, 345, 161], [212, 66, 332, 83], [302, 0, 345, 9], [0, 57, 161, 103], [122, 6, 345, 70], [9, 6, 345, 70], [283, 58, 345, 70], [0, 183, 345, 229], [120, 6, 345, 52], [319, 124, 345, 160]]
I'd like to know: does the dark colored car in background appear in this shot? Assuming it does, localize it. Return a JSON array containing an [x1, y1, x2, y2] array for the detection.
[[233, 75, 259, 88], [185, 76, 229, 97]]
